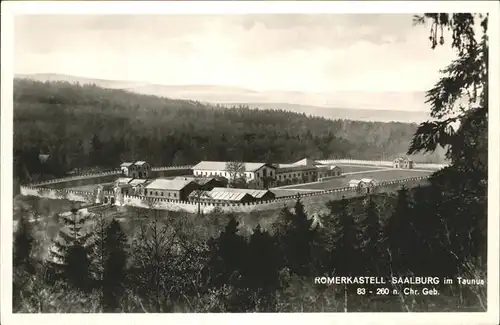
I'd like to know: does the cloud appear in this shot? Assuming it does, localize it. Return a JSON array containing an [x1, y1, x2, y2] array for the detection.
[[14, 14, 456, 95]]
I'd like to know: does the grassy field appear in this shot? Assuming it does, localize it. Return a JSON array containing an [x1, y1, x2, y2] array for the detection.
[[286, 169, 434, 190], [336, 164, 391, 173], [66, 183, 111, 192]]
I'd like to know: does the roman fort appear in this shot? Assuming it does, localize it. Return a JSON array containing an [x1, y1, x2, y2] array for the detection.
[[19, 157, 445, 214]]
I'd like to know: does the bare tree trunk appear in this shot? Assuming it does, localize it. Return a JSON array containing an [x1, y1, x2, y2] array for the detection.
[[344, 284, 348, 312]]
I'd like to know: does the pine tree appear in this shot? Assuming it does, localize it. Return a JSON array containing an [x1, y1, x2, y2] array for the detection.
[[361, 195, 385, 276], [102, 219, 128, 312], [328, 197, 362, 277], [385, 186, 416, 275], [48, 207, 94, 290], [206, 217, 249, 312], [408, 14, 488, 275], [282, 198, 316, 277], [208, 217, 247, 288], [244, 225, 281, 306]]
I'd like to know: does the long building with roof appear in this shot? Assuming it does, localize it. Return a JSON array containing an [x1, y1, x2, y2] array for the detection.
[[144, 178, 199, 201], [274, 158, 342, 185], [173, 176, 227, 190], [192, 158, 342, 189], [192, 161, 277, 189], [188, 187, 276, 203]]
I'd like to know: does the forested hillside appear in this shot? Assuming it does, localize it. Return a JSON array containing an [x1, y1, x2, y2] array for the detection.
[[11, 13, 488, 314], [13, 79, 444, 184]]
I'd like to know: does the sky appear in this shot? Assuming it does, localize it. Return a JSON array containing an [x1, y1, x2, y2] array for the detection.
[[14, 14, 457, 105]]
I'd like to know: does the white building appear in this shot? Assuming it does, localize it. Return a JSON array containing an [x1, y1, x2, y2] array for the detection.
[[348, 178, 377, 188], [120, 161, 151, 178], [191, 161, 277, 189], [275, 158, 342, 184], [393, 157, 414, 169]]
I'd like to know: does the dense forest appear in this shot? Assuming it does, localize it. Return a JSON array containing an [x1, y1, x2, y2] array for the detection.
[[13, 181, 486, 312], [13, 78, 444, 185], [12, 13, 489, 314]]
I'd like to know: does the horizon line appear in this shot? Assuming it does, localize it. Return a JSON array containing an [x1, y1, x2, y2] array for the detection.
[[14, 72, 431, 95]]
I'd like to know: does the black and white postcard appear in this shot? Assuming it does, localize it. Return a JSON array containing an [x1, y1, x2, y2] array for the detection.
[[1, 1, 499, 325]]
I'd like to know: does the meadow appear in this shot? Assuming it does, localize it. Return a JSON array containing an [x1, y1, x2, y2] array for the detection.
[[334, 164, 391, 173], [286, 169, 434, 190]]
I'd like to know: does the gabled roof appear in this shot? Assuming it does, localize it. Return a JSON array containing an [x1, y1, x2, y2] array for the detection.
[[121, 161, 148, 167], [360, 178, 376, 183], [115, 177, 133, 184], [394, 157, 413, 163], [348, 179, 361, 185], [276, 164, 317, 172], [210, 187, 274, 199], [188, 190, 212, 199], [210, 191, 253, 201], [129, 179, 149, 186], [174, 176, 218, 185], [190, 190, 252, 202], [192, 161, 275, 172], [145, 179, 196, 191], [98, 183, 114, 190], [275, 163, 295, 168], [292, 158, 317, 167]]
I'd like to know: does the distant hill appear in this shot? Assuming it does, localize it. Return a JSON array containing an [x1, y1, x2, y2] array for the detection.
[[16, 73, 430, 123], [219, 103, 430, 123], [13, 78, 447, 184]]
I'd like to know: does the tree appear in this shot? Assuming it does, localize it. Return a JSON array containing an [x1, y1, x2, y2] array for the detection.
[[172, 150, 189, 166], [13, 215, 36, 311], [48, 207, 95, 290], [129, 216, 174, 312], [226, 161, 247, 188], [385, 186, 417, 274], [13, 215, 35, 273], [191, 175, 212, 216], [408, 13, 488, 275], [244, 225, 281, 310], [408, 14, 488, 176], [91, 213, 107, 283], [281, 198, 316, 277], [89, 134, 103, 167], [206, 217, 249, 312], [361, 195, 385, 276], [327, 197, 363, 277], [409, 185, 454, 277], [207, 217, 247, 288], [102, 219, 128, 312]]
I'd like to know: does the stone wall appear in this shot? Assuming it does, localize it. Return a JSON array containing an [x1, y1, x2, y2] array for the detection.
[[20, 186, 93, 202], [122, 176, 430, 214], [19, 163, 432, 211], [150, 166, 193, 178], [317, 159, 448, 170], [29, 170, 121, 188]]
